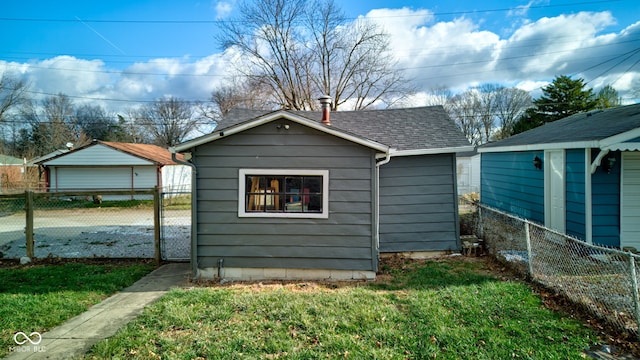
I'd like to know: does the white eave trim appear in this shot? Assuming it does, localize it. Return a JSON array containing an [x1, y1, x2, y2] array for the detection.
[[173, 111, 390, 153], [478, 127, 640, 153], [600, 127, 640, 148], [390, 145, 475, 157], [478, 141, 601, 153]]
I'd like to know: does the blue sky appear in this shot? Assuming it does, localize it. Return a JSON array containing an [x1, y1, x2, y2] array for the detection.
[[1, 0, 639, 113]]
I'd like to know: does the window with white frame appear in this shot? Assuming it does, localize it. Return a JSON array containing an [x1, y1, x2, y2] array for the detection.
[[238, 169, 329, 218]]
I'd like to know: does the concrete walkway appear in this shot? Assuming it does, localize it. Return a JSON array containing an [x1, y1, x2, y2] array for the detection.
[[5, 263, 191, 360]]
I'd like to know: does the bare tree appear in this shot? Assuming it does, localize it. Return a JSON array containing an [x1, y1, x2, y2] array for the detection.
[[218, 0, 412, 111], [19, 93, 89, 156], [493, 87, 532, 140], [425, 86, 454, 108], [448, 90, 483, 145], [0, 72, 30, 124], [136, 97, 200, 147], [75, 104, 117, 141], [0, 73, 30, 154], [475, 84, 502, 143], [200, 77, 277, 123], [595, 84, 622, 109]]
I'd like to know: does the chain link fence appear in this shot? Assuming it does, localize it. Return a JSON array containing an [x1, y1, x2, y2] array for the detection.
[[460, 197, 640, 339], [0, 189, 159, 260], [160, 186, 191, 261]]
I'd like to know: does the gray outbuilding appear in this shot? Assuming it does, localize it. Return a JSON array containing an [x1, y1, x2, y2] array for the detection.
[[172, 104, 472, 280]]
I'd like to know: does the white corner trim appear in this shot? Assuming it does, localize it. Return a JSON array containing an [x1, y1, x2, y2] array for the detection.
[[585, 148, 592, 244]]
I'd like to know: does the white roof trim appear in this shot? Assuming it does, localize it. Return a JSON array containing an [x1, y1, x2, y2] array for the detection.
[[478, 141, 601, 153], [600, 127, 640, 148], [173, 111, 390, 153], [390, 146, 475, 157], [478, 127, 640, 153]]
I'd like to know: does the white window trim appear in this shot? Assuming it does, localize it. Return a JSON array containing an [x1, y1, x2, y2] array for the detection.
[[238, 169, 329, 219]]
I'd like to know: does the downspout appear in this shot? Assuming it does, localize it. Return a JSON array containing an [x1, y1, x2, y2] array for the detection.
[[374, 151, 392, 270], [170, 147, 198, 280]]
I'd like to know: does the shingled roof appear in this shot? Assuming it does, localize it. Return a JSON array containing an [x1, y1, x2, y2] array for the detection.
[[480, 103, 640, 151], [35, 141, 184, 165], [100, 141, 184, 165], [218, 106, 471, 152]]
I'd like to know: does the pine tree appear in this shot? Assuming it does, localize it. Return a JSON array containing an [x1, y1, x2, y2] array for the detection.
[[512, 75, 597, 135]]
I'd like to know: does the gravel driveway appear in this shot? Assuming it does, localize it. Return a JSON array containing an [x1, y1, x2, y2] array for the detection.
[[0, 208, 190, 260]]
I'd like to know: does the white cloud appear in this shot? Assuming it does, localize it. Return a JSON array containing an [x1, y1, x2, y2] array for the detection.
[[3, 7, 639, 116], [365, 8, 639, 103], [214, 1, 234, 19]]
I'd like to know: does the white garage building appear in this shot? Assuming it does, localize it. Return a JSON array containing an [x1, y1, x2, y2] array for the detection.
[[36, 141, 190, 198]]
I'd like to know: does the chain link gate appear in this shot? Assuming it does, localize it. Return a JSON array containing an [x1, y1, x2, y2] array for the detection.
[[160, 186, 191, 261]]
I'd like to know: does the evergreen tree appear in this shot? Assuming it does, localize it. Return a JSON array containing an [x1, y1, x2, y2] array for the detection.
[[512, 75, 597, 135]]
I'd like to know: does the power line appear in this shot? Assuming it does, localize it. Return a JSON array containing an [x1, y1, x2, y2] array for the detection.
[[3, 38, 638, 79], [0, 0, 619, 24]]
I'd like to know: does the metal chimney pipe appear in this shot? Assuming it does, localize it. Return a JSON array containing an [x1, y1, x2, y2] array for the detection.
[[318, 95, 332, 125]]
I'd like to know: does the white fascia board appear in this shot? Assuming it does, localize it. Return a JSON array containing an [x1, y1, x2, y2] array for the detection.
[[477, 141, 601, 153], [390, 146, 475, 157], [173, 111, 390, 153], [600, 127, 640, 148]]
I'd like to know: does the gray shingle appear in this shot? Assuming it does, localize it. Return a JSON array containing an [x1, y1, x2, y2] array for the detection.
[[218, 106, 471, 151], [482, 103, 640, 148]]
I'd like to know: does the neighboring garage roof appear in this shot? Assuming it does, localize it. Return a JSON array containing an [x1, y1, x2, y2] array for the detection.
[[480, 103, 640, 152], [35, 141, 184, 166], [178, 106, 472, 155], [100, 141, 185, 165], [0, 154, 23, 165]]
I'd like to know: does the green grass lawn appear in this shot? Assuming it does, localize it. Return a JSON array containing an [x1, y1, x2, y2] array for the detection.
[[0, 261, 155, 358], [86, 258, 598, 359]]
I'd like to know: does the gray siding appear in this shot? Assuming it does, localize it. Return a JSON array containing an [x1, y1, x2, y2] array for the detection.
[[193, 122, 377, 271], [379, 154, 460, 252]]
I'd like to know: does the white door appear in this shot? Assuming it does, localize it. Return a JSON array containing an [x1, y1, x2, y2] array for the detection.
[[621, 152, 640, 250], [545, 150, 566, 233]]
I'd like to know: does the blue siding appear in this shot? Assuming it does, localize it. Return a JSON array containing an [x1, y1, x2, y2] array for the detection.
[[565, 149, 586, 239], [481, 152, 544, 222], [591, 150, 621, 247]]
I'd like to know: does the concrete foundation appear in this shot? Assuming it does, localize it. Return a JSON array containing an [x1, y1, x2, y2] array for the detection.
[[197, 267, 376, 281], [380, 251, 452, 259]]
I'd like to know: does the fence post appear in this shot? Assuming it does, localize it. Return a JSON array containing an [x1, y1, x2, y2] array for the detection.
[[25, 190, 34, 258], [629, 255, 640, 340], [477, 205, 483, 239], [524, 220, 533, 278], [153, 186, 161, 266]]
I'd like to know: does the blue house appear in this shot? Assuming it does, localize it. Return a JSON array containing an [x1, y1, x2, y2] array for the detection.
[[479, 103, 640, 249], [172, 103, 472, 280]]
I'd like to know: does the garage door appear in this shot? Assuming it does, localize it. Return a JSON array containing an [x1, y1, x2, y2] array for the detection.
[[621, 152, 640, 250], [54, 167, 132, 190]]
